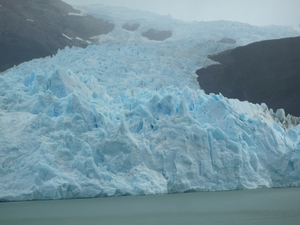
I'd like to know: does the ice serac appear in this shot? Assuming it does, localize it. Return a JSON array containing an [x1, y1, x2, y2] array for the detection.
[[0, 45, 299, 201], [0, 7, 300, 201]]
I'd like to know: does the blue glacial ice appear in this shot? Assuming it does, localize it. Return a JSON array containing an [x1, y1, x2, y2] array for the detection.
[[0, 7, 300, 201]]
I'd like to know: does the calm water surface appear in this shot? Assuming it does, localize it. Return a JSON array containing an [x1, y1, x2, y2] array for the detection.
[[1, 188, 299, 225]]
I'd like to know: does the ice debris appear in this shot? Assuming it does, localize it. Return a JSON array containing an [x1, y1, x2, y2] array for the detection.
[[268, 107, 300, 128]]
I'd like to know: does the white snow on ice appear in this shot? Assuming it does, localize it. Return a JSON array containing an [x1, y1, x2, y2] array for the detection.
[[0, 5, 300, 201]]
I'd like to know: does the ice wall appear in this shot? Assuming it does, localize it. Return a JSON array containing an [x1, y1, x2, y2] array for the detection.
[[0, 8, 300, 201], [0, 44, 299, 201]]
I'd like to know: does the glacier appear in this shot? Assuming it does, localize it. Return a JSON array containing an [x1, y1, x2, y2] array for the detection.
[[1, 6, 300, 201]]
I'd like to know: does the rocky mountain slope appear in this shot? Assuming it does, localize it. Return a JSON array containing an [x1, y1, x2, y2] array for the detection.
[[0, 0, 114, 72], [196, 36, 300, 116]]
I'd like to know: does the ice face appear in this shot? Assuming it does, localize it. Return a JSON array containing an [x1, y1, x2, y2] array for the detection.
[[0, 7, 300, 201]]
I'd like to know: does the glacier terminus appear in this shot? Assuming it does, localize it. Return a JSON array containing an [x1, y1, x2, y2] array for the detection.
[[0, 4, 300, 201]]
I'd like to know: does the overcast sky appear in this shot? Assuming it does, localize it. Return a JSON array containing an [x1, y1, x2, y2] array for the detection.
[[63, 0, 300, 28]]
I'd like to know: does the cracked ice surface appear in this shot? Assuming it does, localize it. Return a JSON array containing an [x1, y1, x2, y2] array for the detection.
[[0, 7, 300, 201]]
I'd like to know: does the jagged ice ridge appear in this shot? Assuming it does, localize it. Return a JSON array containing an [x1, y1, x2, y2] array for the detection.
[[0, 9, 300, 201]]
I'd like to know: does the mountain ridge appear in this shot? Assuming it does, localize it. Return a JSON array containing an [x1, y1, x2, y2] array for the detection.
[[0, 0, 114, 72], [196, 36, 300, 116]]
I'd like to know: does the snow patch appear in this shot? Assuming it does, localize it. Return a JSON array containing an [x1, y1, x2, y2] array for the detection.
[[90, 34, 117, 44], [68, 12, 87, 17], [75, 37, 84, 41], [62, 34, 72, 40]]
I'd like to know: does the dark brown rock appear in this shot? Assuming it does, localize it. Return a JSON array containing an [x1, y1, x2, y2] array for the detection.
[[141, 29, 172, 41], [196, 36, 300, 116], [218, 37, 236, 44], [0, 0, 114, 72], [122, 23, 140, 31]]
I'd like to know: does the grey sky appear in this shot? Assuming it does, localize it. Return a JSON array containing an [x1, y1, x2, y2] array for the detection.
[[63, 0, 300, 28]]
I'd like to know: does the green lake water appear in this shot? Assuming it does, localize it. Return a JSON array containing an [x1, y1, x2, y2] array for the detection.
[[1, 187, 299, 225]]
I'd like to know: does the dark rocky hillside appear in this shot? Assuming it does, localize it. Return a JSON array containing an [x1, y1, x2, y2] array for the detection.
[[0, 0, 114, 72], [141, 29, 172, 41], [122, 23, 140, 31], [196, 36, 300, 116]]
